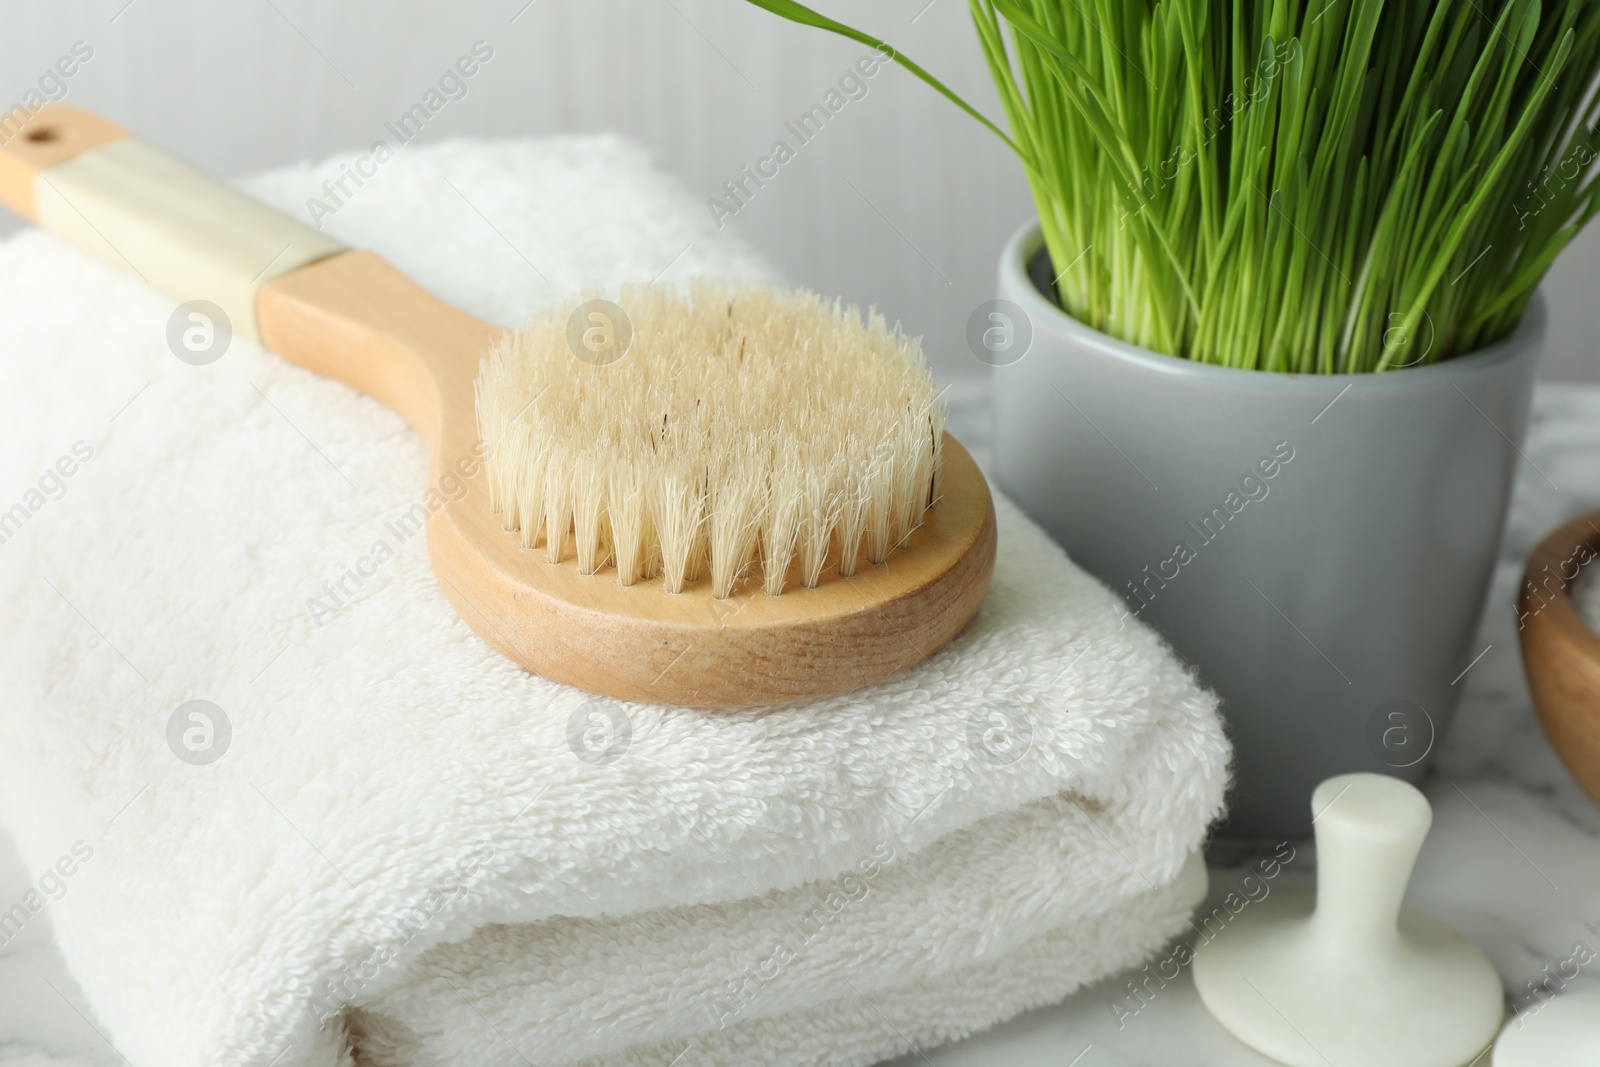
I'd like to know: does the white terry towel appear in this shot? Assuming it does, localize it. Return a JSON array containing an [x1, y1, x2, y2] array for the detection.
[[0, 136, 1229, 1067]]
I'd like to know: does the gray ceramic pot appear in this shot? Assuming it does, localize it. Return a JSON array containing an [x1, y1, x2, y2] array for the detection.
[[991, 223, 1543, 839]]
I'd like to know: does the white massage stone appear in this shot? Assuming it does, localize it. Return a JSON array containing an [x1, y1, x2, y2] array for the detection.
[[1493, 991, 1600, 1065], [1193, 773, 1504, 1067]]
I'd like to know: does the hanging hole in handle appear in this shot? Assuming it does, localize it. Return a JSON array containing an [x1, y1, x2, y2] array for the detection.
[[26, 127, 60, 144]]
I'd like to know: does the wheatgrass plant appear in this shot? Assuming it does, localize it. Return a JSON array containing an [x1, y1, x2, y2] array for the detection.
[[744, 0, 1600, 372]]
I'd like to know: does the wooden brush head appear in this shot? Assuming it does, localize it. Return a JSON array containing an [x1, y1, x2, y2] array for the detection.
[[260, 254, 996, 707]]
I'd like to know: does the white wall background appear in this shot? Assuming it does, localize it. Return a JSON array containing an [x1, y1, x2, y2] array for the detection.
[[3, 0, 1596, 381]]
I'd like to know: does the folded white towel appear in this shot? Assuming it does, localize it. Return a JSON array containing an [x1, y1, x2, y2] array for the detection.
[[0, 135, 1228, 1067]]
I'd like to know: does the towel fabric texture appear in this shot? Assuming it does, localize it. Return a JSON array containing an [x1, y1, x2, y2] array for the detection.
[[0, 135, 1229, 1067]]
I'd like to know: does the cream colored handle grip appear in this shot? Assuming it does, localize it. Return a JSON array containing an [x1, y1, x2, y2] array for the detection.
[[0, 105, 342, 341]]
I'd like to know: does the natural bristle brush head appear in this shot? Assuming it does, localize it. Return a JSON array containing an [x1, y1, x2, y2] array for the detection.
[[476, 284, 947, 598]]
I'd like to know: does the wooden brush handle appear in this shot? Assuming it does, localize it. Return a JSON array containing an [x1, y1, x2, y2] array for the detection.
[[257, 250, 499, 455], [0, 105, 128, 219], [0, 105, 484, 450], [0, 105, 346, 344]]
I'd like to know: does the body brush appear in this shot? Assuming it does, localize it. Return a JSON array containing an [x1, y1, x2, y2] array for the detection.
[[0, 106, 996, 706]]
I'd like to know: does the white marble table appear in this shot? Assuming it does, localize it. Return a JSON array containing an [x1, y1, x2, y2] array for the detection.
[[5, 382, 1599, 1067]]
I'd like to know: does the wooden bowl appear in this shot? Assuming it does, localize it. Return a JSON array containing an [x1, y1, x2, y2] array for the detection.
[[1519, 509, 1600, 805]]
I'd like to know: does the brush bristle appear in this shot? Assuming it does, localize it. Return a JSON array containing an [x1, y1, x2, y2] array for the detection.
[[476, 284, 944, 598]]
